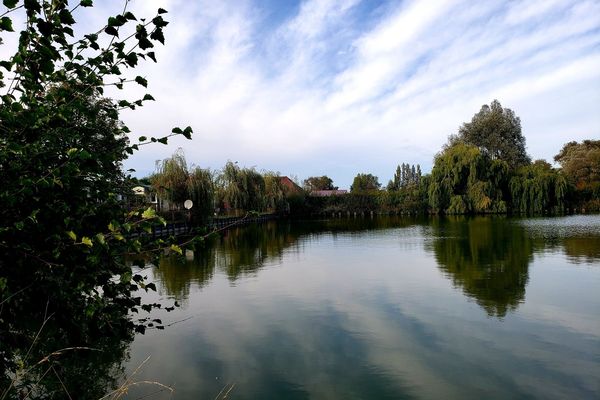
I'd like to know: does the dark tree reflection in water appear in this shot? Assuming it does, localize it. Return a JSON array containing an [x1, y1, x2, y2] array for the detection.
[[428, 217, 534, 318]]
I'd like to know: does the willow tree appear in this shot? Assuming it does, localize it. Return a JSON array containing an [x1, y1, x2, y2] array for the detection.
[[188, 167, 214, 224], [428, 143, 508, 214], [509, 160, 567, 214], [151, 149, 214, 221], [264, 172, 287, 212], [217, 161, 266, 214], [152, 149, 190, 209]]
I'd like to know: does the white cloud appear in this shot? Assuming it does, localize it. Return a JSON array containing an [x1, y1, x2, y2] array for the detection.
[[1, 0, 599, 187]]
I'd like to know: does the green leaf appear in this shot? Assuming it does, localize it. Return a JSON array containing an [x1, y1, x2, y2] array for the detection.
[[0, 17, 14, 32], [142, 207, 156, 219], [170, 244, 182, 255], [138, 136, 147, 142], [3, 0, 18, 9], [158, 8, 168, 14], [59, 9, 75, 25], [171, 127, 182, 134], [150, 29, 165, 44], [152, 16, 169, 28], [81, 236, 93, 247], [125, 52, 138, 67], [142, 94, 154, 101], [120, 271, 132, 283], [182, 126, 193, 139], [67, 231, 77, 241], [80, 0, 93, 6], [96, 233, 106, 245], [135, 76, 147, 87], [104, 26, 119, 37], [124, 11, 137, 21]]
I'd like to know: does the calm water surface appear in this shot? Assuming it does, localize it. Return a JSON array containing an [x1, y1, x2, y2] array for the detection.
[[125, 215, 600, 399]]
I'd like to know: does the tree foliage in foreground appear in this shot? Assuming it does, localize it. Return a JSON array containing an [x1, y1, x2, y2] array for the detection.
[[0, 1, 192, 396]]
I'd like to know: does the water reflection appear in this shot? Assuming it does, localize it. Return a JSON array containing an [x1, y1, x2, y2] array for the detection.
[[155, 216, 600, 315], [518, 215, 600, 265], [427, 217, 534, 318], [154, 217, 423, 299], [563, 236, 600, 263], [128, 215, 600, 400]]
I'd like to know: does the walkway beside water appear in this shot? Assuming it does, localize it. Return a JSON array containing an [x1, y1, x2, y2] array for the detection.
[[149, 213, 279, 238]]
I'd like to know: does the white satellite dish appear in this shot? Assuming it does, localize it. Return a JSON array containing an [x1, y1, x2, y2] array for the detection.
[[184, 199, 193, 210]]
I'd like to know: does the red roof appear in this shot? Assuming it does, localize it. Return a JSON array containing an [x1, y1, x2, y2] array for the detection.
[[278, 176, 303, 195]]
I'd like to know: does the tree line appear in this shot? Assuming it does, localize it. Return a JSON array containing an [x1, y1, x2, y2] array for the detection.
[[293, 100, 598, 215], [144, 150, 289, 223], [146, 100, 598, 219]]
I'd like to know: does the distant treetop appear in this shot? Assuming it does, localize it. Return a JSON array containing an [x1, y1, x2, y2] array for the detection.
[[303, 176, 337, 191], [451, 100, 531, 168]]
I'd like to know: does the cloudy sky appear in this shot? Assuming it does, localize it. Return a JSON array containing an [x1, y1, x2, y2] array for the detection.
[[6, 0, 600, 188]]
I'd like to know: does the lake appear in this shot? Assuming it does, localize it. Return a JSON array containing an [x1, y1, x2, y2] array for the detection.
[[124, 215, 600, 399]]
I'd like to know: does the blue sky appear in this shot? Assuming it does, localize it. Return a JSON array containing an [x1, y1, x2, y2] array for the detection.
[[4, 0, 600, 188]]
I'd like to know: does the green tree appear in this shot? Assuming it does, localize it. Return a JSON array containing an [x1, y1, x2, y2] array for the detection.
[[350, 173, 381, 193], [187, 166, 215, 224], [554, 140, 600, 208], [509, 160, 567, 214], [152, 149, 190, 209], [264, 172, 288, 213], [303, 175, 337, 191], [387, 163, 422, 191], [217, 161, 266, 214], [428, 143, 508, 214], [453, 100, 531, 167], [151, 149, 214, 223], [0, 1, 191, 396]]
